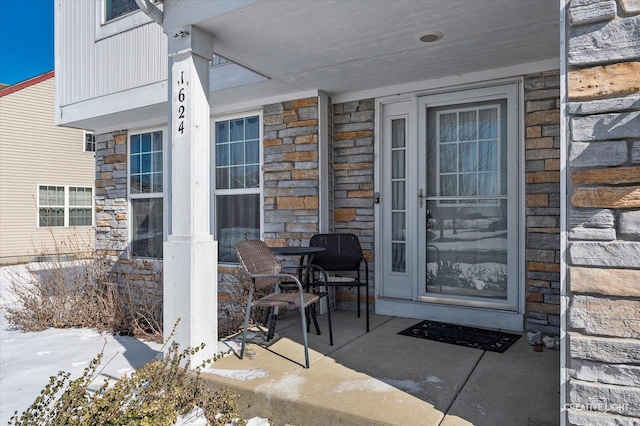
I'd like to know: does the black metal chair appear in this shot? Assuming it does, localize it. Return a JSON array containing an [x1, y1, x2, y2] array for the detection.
[[309, 233, 370, 332], [234, 240, 332, 368]]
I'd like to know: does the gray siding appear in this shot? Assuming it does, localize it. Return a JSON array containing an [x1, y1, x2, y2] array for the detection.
[[56, 0, 167, 107]]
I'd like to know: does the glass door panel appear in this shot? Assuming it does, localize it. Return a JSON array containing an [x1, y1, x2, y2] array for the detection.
[[391, 118, 407, 273], [426, 199, 508, 299], [423, 98, 513, 303]]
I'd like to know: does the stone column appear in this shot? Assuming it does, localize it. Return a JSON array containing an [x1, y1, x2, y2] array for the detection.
[[164, 25, 217, 366], [565, 0, 640, 423]]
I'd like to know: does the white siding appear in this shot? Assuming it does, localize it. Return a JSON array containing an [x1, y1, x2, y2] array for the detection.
[[56, 0, 167, 107], [0, 77, 95, 264]]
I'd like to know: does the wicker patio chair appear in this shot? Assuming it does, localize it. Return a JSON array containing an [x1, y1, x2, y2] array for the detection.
[[234, 239, 332, 368], [309, 233, 370, 332]]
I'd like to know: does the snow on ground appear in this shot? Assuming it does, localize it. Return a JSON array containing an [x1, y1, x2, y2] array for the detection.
[[0, 264, 268, 425]]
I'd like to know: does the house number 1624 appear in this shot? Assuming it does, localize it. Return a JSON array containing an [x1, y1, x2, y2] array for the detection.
[[176, 70, 186, 135]]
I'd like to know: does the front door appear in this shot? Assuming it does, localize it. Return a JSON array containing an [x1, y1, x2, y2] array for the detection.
[[378, 83, 522, 329]]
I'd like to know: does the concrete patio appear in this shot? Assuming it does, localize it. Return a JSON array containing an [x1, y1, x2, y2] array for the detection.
[[202, 310, 560, 425]]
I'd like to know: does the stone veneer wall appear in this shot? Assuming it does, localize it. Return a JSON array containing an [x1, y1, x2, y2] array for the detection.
[[218, 97, 323, 319], [332, 99, 375, 310], [216, 97, 386, 327], [94, 131, 163, 299], [262, 97, 321, 246], [524, 71, 562, 335], [566, 0, 640, 423], [95, 131, 128, 257]]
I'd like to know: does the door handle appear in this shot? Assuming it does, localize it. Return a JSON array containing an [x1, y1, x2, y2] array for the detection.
[[418, 189, 425, 208]]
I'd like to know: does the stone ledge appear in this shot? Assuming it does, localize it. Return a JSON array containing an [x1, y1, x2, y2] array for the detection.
[[569, 380, 640, 418], [571, 111, 640, 141], [570, 208, 614, 228], [620, 0, 640, 14], [569, 227, 616, 240], [571, 267, 640, 297], [569, 295, 640, 339], [569, 16, 640, 66], [569, 333, 640, 364], [571, 186, 640, 208], [569, 241, 640, 267], [572, 167, 640, 185], [568, 95, 640, 115], [571, 359, 640, 387], [569, 0, 616, 27], [568, 62, 640, 100], [620, 211, 640, 237], [568, 410, 640, 426], [569, 141, 627, 168]]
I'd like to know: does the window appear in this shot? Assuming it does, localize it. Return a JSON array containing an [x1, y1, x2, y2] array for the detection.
[[430, 102, 506, 207], [129, 130, 163, 258], [105, 0, 138, 22], [213, 115, 261, 263], [97, 0, 160, 40], [69, 187, 94, 226], [39, 186, 65, 227], [38, 185, 94, 227], [84, 132, 96, 152]]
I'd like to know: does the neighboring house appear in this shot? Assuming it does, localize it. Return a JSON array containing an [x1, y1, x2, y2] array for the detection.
[[0, 72, 95, 265], [55, 1, 640, 423]]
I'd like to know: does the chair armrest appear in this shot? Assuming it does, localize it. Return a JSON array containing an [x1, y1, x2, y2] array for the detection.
[[251, 273, 304, 292], [282, 264, 328, 283]]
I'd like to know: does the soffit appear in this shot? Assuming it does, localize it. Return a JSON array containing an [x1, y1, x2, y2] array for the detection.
[[196, 0, 559, 97]]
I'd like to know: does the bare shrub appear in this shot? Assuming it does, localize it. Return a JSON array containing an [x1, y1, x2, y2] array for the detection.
[[218, 266, 294, 339], [1, 232, 164, 341], [110, 260, 164, 341], [2, 256, 116, 332], [218, 268, 261, 338], [9, 332, 243, 425]]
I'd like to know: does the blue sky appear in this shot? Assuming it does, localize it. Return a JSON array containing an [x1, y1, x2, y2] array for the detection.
[[0, 0, 54, 86]]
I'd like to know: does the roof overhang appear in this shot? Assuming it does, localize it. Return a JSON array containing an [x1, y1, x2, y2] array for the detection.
[[63, 0, 560, 132]]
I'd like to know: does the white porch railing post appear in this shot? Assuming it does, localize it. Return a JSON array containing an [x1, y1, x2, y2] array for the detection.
[[164, 25, 217, 366]]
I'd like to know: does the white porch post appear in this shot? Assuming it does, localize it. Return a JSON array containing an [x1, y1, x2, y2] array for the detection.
[[164, 25, 217, 366]]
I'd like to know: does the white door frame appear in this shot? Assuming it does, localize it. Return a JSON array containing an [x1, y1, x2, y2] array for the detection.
[[374, 80, 525, 331]]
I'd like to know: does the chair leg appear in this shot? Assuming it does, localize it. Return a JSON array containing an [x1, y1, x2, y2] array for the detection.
[[326, 294, 333, 346], [357, 285, 361, 318], [310, 305, 321, 335], [300, 302, 310, 368], [240, 292, 253, 360], [267, 312, 278, 341], [261, 306, 271, 327], [365, 284, 370, 332]]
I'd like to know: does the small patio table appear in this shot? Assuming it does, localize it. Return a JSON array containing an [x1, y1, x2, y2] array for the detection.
[[269, 246, 326, 263], [266, 246, 327, 340]]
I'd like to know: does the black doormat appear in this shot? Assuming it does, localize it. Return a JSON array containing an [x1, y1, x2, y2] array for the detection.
[[398, 320, 521, 353]]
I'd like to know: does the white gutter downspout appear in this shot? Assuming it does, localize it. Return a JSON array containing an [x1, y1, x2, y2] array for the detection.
[[559, 0, 568, 425], [134, 0, 163, 24]]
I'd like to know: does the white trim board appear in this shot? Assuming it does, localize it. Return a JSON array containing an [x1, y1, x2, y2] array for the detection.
[[333, 59, 559, 105]]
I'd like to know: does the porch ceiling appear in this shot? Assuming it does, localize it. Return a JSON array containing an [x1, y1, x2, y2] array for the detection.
[[198, 0, 560, 99]]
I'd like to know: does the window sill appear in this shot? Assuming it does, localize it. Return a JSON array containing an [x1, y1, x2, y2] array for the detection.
[[95, 3, 162, 41]]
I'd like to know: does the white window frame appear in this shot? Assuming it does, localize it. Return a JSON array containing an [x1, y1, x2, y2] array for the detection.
[[434, 103, 503, 208], [37, 185, 94, 227], [211, 111, 264, 265], [95, 0, 163, 41], [127, 127, 164, 258], [84, 131, 96, 153]]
